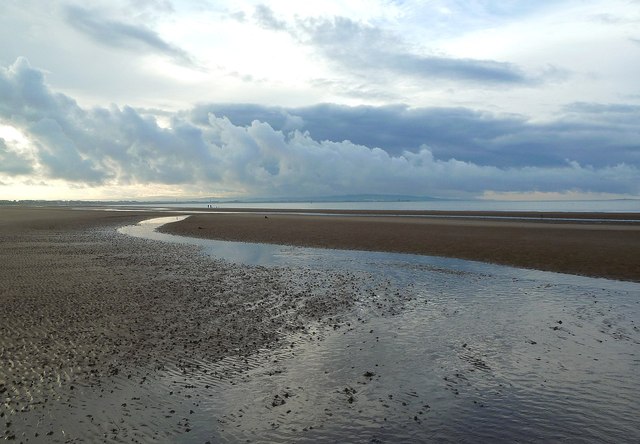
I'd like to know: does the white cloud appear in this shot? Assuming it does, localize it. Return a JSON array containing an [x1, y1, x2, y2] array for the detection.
[[1, 58, 638, 200], [0, 0, 637, 118]]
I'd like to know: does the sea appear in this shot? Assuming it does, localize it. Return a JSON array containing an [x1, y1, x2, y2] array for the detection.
[[122, 199, 640, 213]]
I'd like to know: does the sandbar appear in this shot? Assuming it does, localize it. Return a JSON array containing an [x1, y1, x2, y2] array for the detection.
[[160, 209, 640, 282]]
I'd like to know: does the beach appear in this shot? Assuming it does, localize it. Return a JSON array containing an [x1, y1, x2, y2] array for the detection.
[[1, 206, 639, 442]]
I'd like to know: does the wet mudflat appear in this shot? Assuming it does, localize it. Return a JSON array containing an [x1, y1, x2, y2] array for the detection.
[[1, 212, 639, 442], [125, 217, 640, 442]]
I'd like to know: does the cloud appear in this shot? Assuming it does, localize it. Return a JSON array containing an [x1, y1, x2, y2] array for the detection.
[[563, 102, 640, 115], [253, 4, 288, 31], [0, 139, 33, 175], [0, 58, 638, 198], [592, 13, 640, 25], [302, 16, 528, 84], [252, 6, 537, 86], [191, 102, 640, 169], [30, 118, 109, 183], [64, 5, 195, 66]]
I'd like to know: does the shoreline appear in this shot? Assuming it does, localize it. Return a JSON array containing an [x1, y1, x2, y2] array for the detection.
[[108, 205, 640, 220], [159, 210, 640, 282]]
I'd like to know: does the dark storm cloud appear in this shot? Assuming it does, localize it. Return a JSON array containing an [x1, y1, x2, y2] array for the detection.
[[64, 5, 195, 66], [191, 102, 640, 169]]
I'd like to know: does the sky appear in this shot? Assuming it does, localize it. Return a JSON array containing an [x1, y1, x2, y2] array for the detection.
[[0, 0, 639, 201]]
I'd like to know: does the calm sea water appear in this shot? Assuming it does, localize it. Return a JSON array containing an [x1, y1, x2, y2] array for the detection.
[[122, 199, 640, 213], [117, 217, 640, 443]]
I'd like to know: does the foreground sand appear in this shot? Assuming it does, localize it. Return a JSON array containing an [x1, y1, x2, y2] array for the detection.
[[160, 210, 640, 282], [0, 207, 365, 440]]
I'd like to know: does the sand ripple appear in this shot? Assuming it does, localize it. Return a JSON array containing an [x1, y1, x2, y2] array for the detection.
[[1, 223, 366, 441]]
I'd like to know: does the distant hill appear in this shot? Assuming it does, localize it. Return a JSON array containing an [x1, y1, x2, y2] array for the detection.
[[0, 195, 447, 206], [204, 194, 446, 204]]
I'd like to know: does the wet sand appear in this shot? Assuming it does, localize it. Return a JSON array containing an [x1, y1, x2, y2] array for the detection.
[[160, 210, 640, 282], [0, 207, 364, 441]]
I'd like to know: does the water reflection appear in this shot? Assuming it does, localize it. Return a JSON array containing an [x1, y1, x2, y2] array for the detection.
[[118, 216, 640, 443]]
